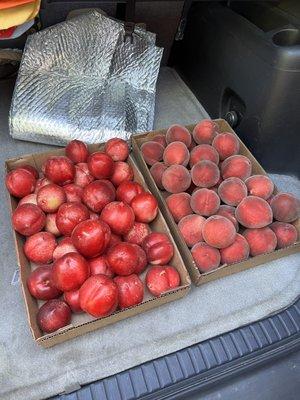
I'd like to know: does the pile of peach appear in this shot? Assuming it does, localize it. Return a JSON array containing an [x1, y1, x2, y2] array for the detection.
[[141, 120, 300, 272], [6, 139, 180, 334]]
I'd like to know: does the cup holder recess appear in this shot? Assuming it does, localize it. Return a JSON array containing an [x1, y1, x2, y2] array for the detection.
[[273, 29, 300, 47]]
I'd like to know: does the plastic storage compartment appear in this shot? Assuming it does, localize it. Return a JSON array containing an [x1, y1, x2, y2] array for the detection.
[[175, 1, 300, 177]]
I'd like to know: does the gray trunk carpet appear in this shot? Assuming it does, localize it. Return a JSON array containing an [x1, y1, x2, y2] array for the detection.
[[0, 68, 299, 400]]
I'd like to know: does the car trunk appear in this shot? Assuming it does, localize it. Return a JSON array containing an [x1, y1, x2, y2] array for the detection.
[[0, 1, 299, 400]]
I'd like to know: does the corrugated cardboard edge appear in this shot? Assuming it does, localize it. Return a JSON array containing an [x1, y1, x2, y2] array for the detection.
[[5, 145, 191, 348], [132, 118, 300, 286]]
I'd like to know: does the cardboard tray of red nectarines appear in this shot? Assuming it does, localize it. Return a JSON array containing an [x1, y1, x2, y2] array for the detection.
[[5, 144, 191, 348], [132, 119, 300, 286]]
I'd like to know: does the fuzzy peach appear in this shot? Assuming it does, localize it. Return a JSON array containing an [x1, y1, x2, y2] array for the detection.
[[218, 177, 247, 206], [270, 193, 300, 223], [245, 175, 274, 200], [216, 205, 239, 231], [191, 160, 220, 188], [191, 242, 221, 272], [270, 222, 298, 249], [220, 233, 250, 264], [166, 192, 192, 223], [243, 227, 277, 256], [186, 182, 197, 194], [192, 119, 219, 144], [141, 141, 164, 166], [189, 144, 219, 167], [202, 215, 236, 248], [212, 132, 239, 160], [161, 165, 191, 193], [163, 141, 190, 166], [152, 134, 167, 148], [189, 139, 197, 150], [150, 162, 168, 190], [190, 188, 220, 216], [166, 124, 192, 147], [221, 155, 252, 181], [178, 214, 206, 247], [210, 186, 218, 194], [236, 196, 273, 228]]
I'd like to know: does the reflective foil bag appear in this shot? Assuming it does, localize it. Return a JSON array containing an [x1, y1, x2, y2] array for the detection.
[[10, 11, 163, 145]]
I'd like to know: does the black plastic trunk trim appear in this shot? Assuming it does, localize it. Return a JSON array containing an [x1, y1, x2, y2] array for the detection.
[[51, 297, 300, 400]]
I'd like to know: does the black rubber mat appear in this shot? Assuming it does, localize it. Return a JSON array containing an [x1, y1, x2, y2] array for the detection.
[[52, 297, 300, 400]]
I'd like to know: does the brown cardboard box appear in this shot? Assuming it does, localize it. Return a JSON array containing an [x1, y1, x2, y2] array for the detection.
[[5, 144, 191, 347], [132, 119, 300, 285]]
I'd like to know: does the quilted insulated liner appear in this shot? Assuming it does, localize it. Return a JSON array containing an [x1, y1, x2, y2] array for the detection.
[[9, 11, 163, 145]]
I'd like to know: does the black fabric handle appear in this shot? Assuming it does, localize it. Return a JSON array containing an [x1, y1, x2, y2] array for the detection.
[[124, 0, 136, 41], [175, 0, 193, 40], [125, 0, 136, 23]]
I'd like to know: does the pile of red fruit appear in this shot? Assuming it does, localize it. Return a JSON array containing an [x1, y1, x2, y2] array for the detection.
[[6, 138, 180, 334], [141, 120, 300, 272]]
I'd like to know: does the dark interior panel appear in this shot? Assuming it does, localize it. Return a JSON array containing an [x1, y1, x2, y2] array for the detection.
[[173, 1, 300, 177]]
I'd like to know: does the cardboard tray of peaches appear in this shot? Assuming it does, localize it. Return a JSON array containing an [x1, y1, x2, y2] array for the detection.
[[5, 141, 191, 347], [132, 119, 300, 285]]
